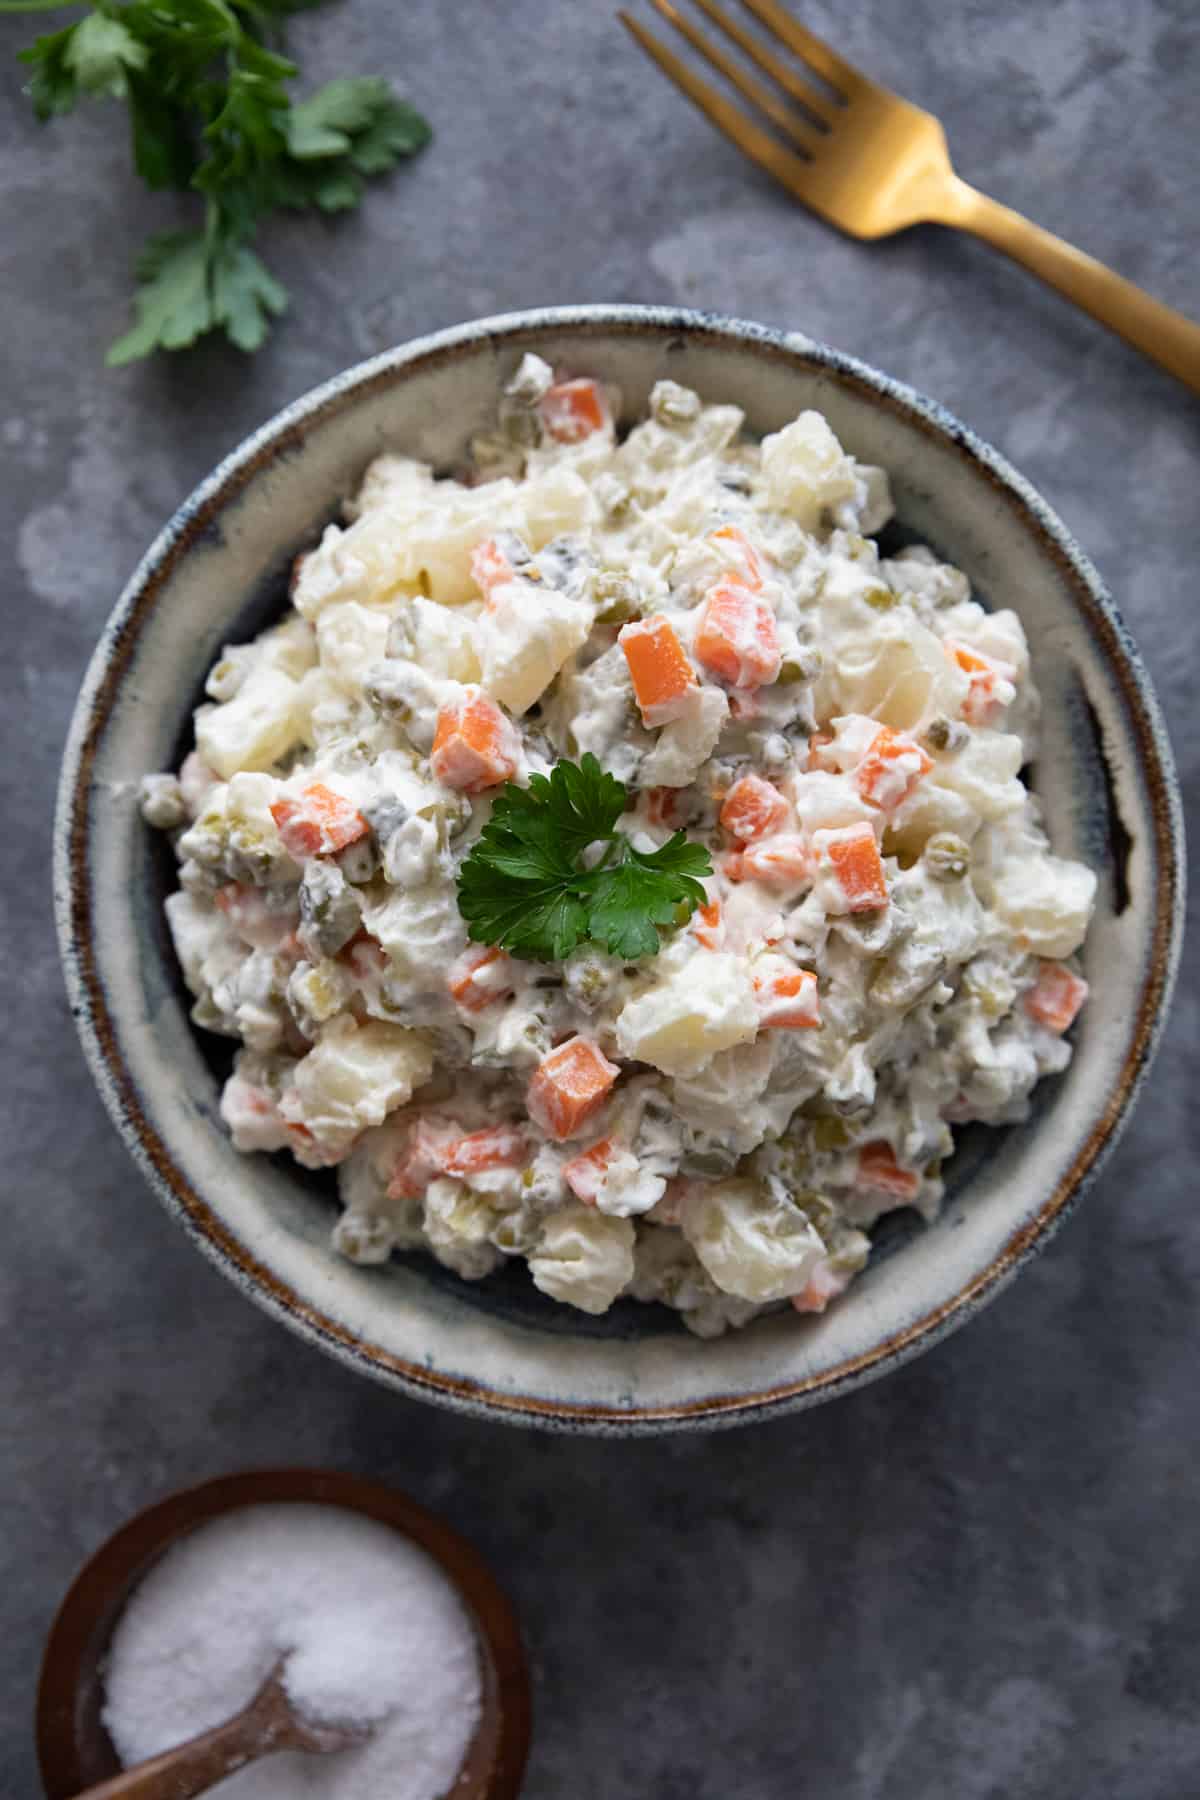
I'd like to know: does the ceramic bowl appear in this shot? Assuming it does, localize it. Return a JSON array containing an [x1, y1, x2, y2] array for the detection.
[[55, 305, 1185, 1433]]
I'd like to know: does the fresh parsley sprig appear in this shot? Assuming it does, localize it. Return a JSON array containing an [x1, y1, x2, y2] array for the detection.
[[456, 755, 714, 964], [9, 0, 431, 361]]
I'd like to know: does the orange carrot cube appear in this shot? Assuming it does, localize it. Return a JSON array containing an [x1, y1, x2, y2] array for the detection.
[[694, 580, 781, 689], [854, 727, 934, 810], [527, 1036, 619, 1141], [740, 834, 811, 889], [812, 823, 888, 913], [946, 640, 1017, 726], [644, 786, 685, 828], [387, 1117, 455, 1200], [708, 524, 766, 591], [790, 1261, 852, 1315], [270, 783, 369, 859], [1024, 961, 1089, 1034], [470, 536, 519, 602], [857, 1141, 921, 1204], [693, 898, 723, 950], [539, 377, 611, 443], [563, 1137, 617, 1204], [720, 774, 788, 843], [441, 1124, 527, 1180], [619, 615, 696, 726], [754, 966, 820, 1029], [431, 689, 521, 792], [447, 944, 515, 1013]]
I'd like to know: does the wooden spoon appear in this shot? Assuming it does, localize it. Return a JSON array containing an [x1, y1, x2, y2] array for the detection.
[[70, 1661, 369, 1800]]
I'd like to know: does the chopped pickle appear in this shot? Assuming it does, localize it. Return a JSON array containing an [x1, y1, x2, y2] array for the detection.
[[810, 1115, 852, 1152], [863, 585, 896, 612], [593, 569, 643, 626]]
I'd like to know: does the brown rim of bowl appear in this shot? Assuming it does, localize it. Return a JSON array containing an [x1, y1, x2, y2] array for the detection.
[[57, 305, 1185, 1431], [35, 1467, 532, 1799]]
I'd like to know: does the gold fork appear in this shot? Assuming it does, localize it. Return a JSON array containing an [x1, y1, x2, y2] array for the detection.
[[620, 0, 1200, 394]]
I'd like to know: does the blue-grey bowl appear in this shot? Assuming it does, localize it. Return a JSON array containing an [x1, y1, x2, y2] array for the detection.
[[55, 305, 1185, 1433]]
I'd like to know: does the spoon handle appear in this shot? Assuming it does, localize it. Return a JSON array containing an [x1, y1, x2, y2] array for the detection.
[[71, 1699, 284, 1800]]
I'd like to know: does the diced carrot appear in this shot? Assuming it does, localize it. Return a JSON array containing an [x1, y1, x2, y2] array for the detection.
[[441, 1124, 527, 1180], [431, 689, 521, 792], [857, 1141, 921, 1203], [619, 615, 696, 726], [741, 834, 812, 888], [539, 377, 610, 444], [720, 774, 788, 843], [754, 966, 820, 1029], [527, 1036, 619, 1141], [447, 944, 515, 1013], [693, 898, 723, 950], [694, 580, 781, 689], [644, 786, 685, 828], [790, 1261, 852, 1315], [709, 524, 765, 591], [813, 823, 888, 912], [563, 1137, 617, 1204], [387, 1116, 456, 1201], [722, 851, 745, 883], [214, 882, 298, 950], [807, 730, 834, 772], [270, 783, 369, 859], [854, 727, 934, 810], [471, 536, 519, 603], [946, 640, 1017, 726], [1024, 961, 1089, 1034]]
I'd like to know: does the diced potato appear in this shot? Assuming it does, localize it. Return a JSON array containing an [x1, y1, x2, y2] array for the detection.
[[316, 603, 393, 694], [528, 1205, 635, 1314], [616, 952, 758, 1077], [281, 1016, 435, 1155], [195, 669, 301, 779], [681, 1178, 825, 1302], [760, 412, 858, 531], [479, 584, 591, 714], [979, 850, 1097, 959]]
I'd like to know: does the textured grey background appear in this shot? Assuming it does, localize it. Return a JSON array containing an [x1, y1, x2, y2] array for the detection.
[[2, 1, 1197, 1795]]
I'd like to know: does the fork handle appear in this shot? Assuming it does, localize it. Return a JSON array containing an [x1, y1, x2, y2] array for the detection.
[[943, 178, 1200, 394]]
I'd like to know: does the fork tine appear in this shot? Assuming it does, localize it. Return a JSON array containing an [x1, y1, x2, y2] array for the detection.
[[647, 0, 821, 153], [735, 0, 876, 99], [619, 11, 817, 200], [690, 0, 838, 126]]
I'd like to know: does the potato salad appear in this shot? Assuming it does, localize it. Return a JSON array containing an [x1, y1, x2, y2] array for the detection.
[[143, 358, 1096, 1336]]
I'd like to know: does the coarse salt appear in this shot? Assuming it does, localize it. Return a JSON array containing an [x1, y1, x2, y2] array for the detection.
[[102, 1503, 483, 1800]]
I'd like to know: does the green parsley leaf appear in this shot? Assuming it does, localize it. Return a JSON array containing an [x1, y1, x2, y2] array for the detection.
[[12, 0, 432, 360], [106, 230, 213, 364], [19, 24, 81, 121], [456, 754, 713, 964], [66, 13, 148, 102]]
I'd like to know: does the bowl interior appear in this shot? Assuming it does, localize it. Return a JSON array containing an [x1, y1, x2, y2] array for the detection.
[[58, 307, 1183, 1429], [36, 1468, 531, 1797]]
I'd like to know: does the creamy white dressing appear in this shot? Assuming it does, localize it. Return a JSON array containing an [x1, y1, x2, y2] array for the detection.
[[145, 362, 1096, 1336]]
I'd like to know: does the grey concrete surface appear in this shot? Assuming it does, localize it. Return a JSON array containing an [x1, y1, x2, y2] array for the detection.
[[2, 1, 1197, 1795]]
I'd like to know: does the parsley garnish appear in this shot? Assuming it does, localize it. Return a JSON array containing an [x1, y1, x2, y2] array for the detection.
[[9, 0, 431, 362], [457, 755, 714, 963]]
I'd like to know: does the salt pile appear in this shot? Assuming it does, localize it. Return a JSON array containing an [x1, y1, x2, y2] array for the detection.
[[103, 1502, 483, 1799]]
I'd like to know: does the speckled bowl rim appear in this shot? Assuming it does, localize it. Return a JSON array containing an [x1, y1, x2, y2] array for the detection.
[[55, 304, 1186, 1433]]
